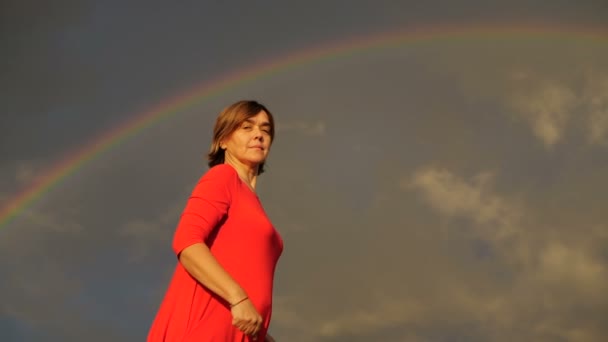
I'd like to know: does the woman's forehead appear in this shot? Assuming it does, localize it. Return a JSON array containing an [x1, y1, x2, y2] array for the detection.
[[242, 111, 271, 124]]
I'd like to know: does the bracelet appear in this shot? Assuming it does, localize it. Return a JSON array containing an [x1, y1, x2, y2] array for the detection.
[[230, 296, 249, 308]]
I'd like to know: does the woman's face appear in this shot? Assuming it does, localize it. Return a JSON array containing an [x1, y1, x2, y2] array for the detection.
[[222, 110, 272, 168]]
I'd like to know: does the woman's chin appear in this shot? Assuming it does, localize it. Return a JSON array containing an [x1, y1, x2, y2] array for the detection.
[[243, 158, 267, 167], [249, 155, 268, 164]]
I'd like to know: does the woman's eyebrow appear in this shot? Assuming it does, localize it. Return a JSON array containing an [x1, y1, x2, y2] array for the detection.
[[244, 118, 271, 126]]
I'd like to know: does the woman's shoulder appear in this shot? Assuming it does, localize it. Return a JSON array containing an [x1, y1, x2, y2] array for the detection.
[[191, 164, 239, 197], [200, 163, 239, 182]]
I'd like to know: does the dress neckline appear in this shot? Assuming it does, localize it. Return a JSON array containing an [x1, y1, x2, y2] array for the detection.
[[222, 163, 259, 198]]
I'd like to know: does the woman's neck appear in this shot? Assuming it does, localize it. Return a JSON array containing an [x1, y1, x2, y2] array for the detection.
[[224, 159, 258, 191]]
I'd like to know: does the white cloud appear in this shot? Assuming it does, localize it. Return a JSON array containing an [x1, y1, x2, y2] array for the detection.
[[510, 81, 577, 147], [270, 296, 312, 334], [317, 296, 424, 338], [538, 241, 607, 298], [583, 74, 608, 145], [398, 166, 608, 341], [404, 167, 520, 242], [301, 287, 517, 341], [588, 108, 608, 145], [507, 71, 608, 148]]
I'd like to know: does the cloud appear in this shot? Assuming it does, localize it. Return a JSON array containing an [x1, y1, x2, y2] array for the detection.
[[404, 167, 520, 242], [539, 242, 606, 296], [583, 73, 608, 145], [20, 209, 83, 234], [275, 121, 326, 136], [268, 295, 314, 341], [316, 296, 424, 339], [0, 159, 47, 204], [397, 166, 608, 341], [119, 201, 184, 263], [506, 71, 608, 149], [0, 258, 91, 340], [509, 80, 577, 147], [120, 220, 168, 263], [296, 288, 518, 341], [0, 204, 177, 341]]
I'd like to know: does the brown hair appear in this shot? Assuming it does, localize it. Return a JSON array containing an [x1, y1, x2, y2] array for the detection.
[[207, 100, 275, 175]]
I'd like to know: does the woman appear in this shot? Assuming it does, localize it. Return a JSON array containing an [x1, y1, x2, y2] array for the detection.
[[147, 100, 283, 342]]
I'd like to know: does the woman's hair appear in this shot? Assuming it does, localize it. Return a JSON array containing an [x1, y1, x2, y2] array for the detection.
[[207, 100, 275, 175]]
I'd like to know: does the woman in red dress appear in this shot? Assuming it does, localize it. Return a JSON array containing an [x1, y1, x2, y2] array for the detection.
[[147, 100, 284, 342]]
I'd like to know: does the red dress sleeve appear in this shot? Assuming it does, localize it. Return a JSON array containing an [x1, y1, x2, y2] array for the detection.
[[172, 165, 236, 256]]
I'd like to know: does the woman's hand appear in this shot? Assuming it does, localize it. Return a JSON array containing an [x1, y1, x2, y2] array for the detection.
[[231, 298, 263, 338]]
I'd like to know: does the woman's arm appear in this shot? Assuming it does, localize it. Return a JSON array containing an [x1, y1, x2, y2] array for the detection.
[[179, 243, 245, 303], [179, 243, 263, 336]]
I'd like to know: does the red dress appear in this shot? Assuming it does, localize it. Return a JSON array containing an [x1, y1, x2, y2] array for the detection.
[[147, 164, 284, 342]]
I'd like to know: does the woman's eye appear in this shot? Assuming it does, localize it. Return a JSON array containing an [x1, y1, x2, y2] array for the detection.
[[242, 125, 252, 130]]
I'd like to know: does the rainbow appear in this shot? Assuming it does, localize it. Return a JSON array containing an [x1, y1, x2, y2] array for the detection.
[[1, 24, 607, 229]]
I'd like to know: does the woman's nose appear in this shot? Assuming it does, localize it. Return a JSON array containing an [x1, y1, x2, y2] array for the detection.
[[252, 126, 264, 137]]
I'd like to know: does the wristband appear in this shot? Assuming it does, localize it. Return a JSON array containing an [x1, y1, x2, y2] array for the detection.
[[230, 296, 249, 308]]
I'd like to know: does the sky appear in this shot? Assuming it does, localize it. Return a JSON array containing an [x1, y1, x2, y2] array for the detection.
[[1, 1, 608, 341]]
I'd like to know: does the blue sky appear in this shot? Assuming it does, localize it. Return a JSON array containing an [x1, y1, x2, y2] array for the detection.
[[1, 1, 608, 341]]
